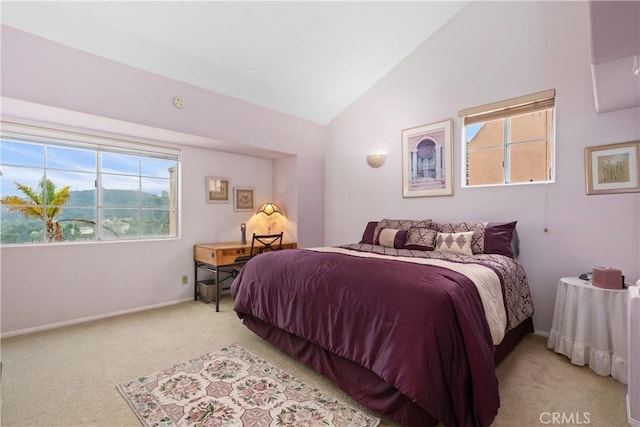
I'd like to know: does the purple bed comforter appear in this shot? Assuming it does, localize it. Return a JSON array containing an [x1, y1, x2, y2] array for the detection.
[[231, 248, 501, 426]]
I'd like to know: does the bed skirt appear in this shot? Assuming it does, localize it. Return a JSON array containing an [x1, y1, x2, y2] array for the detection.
[[242, 315, 534, 426], [495, 316, 534, 364]]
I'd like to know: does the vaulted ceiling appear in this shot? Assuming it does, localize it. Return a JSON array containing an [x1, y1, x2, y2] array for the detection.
[[0, 1, 468, 125], [2, 1, 638, 123]]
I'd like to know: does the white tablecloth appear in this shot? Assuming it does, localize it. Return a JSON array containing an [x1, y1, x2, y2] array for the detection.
[[546, 276, 628, 384]]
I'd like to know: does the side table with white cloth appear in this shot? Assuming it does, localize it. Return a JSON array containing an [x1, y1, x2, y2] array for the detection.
[[547, 276, 628, 384]]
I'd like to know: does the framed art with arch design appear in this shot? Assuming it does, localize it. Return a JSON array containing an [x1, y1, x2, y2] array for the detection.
[[401, 119, 453, 197]]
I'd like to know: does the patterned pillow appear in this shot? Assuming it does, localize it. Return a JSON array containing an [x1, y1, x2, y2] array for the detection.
[[404, 227, 438, 251], [373, 219, 432, 244], [378, 228, 408, 248], [434, 222, 486, 254], [434, 231, 474, 256]]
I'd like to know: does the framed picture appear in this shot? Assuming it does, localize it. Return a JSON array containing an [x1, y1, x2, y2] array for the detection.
[[585, 141, 639, 195], [402, 119, 453, 197], [234, 187, 255, 211], [205, 177, 230, 203]]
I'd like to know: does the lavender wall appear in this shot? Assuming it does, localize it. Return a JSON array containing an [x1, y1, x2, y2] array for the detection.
[[325, 1, 640, 333], [2, 2, 638, 336], [0, 26, 325, 334]]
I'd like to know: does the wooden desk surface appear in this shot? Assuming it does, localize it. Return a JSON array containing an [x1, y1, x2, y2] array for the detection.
[[194, 241, 297, 266]]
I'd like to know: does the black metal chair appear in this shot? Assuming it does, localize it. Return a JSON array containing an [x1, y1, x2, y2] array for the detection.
[[232, 232, 283, 276]]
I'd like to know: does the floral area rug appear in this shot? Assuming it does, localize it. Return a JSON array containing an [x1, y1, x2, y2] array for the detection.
[[117, 344, 380, 427]]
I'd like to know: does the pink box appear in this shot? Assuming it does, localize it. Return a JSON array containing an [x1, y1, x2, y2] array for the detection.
[[592, 266, 623, 289]]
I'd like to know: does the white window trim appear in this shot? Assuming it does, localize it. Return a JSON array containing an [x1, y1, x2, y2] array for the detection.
[[1, 120, 183, 245], [1, 121, 181, 158], [459, 89, 556, 188]]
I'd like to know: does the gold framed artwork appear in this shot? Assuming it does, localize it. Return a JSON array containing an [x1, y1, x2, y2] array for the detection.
[[401, 119, 453, 197], [205, 177, 230, 203], [234, 187, 255, 211], [585, 141, 639, 195]]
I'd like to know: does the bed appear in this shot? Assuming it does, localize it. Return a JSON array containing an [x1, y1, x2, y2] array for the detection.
[[231, 219, 534, 427]]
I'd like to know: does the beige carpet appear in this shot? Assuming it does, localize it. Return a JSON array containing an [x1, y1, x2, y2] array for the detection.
[[1, 297, 627, 426]]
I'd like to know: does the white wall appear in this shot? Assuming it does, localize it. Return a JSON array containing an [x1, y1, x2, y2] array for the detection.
[[325, 1, 640, 333], [0, 26, 325, 334]]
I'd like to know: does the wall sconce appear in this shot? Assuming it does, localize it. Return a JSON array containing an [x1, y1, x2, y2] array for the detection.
[[256, 202, 284, 233], [633, 55, 640, 77], [366, 153, 386, 168]]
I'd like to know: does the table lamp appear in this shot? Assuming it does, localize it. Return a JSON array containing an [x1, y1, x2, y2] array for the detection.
[[256, 202, 283, 233]]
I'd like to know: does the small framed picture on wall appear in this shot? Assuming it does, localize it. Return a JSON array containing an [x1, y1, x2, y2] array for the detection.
[[205, 177, 230, 203], [234, 187, 255, 211], [585, 141, 640, 195]]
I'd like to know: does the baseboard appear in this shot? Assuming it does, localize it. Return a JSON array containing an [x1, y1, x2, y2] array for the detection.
[[628, 394, 640, 427], [1, 297, 193, 339], [534, 329, 550, 338]]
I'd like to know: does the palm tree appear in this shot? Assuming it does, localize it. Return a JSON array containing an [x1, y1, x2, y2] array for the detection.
[[1, 177, 71, 242]]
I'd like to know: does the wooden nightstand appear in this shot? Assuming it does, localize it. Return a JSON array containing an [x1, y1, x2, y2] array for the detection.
[[193, 241, 297, 312]]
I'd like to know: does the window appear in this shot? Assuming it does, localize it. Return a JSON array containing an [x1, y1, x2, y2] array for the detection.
[[0, 123, 180, 245], [459, 89, 555, 187]]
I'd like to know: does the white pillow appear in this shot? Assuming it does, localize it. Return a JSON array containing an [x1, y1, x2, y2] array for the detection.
[[435, 231, 474, 256]]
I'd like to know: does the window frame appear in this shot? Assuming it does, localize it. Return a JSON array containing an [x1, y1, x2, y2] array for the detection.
[[459, 89, 556, 188], [0, 121, 181, 246]]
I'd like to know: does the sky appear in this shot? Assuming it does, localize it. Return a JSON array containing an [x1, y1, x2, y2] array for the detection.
[[1, 139, 177, 198], [465, 123, 483, 142]]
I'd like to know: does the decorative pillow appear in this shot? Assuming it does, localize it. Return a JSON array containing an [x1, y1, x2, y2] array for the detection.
[[404, 227, 438, 251], [485, 221, 518, 258], [378, 228, 408, 248], [359, 221, 379, 244], [434, 231, 474, 256], [434, 222, 486, 254], [373, 218, 432, 245]]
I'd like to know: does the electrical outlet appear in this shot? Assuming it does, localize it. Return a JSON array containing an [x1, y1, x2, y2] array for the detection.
[[181, 274, 188, 285]]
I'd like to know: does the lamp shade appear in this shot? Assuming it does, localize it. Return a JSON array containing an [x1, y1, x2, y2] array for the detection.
[[256, 202, 283, 216]]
